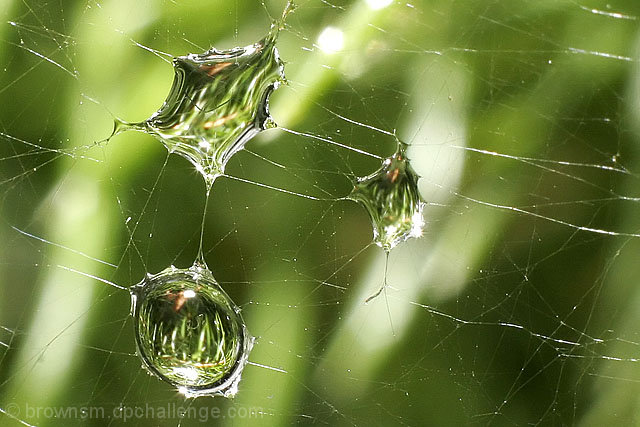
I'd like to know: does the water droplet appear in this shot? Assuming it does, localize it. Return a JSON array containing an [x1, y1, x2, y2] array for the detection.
[[349, 142, 425, 252], [130, 262, 253, 397], [113, 7, 292, 187]]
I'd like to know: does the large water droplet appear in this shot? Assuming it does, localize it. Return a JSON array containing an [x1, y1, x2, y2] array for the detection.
[[130, 263, 253, 397], [114, 15, 289, 186], [349, 142, 425, 252]]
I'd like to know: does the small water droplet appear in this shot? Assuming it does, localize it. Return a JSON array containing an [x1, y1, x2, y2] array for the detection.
[[349, 142, 425, 252]]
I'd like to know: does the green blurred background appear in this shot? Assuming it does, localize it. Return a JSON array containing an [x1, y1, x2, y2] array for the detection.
[[2, 0, 640, 425]]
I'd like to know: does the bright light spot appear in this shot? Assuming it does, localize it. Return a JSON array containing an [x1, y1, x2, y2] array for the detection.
[[183, 289, 196, 298], [410, 207, 425, 238], [385, 225, 398, 234], [173, 367, 199, 381], [366, 0, 393, 10], [198, 140, 211, 150], [317, 27, 344, 54]]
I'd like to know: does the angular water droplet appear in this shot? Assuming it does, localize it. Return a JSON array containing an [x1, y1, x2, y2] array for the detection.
[[130, 263, 253, 398], [349, 142, 425, 252], [114, 13, 290, 186]]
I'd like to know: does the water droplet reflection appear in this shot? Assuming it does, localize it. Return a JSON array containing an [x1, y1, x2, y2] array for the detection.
[[113, 7, 292, 187], [349, 142, 425, 252], [130, 263, 253, 397]]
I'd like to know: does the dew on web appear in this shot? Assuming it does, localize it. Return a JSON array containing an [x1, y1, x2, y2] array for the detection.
[[346, 140, 425, 302], [130, 261, 253, 398], [5, 0, 640, 425], [348, 141, 425, 253], [109, 3, 295, 188], [91, 4, 296, 397]]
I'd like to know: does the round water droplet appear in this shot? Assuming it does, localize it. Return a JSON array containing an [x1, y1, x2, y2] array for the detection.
[[130, 263, 253, 397]]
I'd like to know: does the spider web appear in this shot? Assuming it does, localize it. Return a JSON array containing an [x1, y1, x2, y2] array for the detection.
[[1, 0, 640, 425]]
